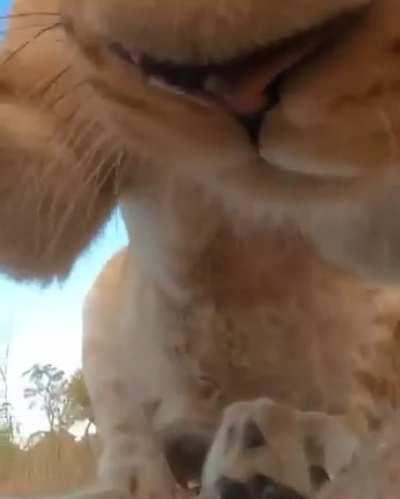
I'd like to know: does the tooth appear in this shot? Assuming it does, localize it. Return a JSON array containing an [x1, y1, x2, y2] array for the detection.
[[128, 49, 141, 65], [148, 76, 186, 96], [148, 76, 213, 108]]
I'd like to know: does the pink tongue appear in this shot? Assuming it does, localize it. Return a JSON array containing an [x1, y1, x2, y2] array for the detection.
[[206, 38, 320, 115]]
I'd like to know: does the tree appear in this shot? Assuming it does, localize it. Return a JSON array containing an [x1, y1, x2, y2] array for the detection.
[[64, 369, 94, 437], [0, 343, 18, 443], [23, 364, 95, 441], [23, 363, 70, 433]]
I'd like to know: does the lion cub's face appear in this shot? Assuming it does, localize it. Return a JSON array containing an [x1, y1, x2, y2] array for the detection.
[[58, 0, 400, 183]]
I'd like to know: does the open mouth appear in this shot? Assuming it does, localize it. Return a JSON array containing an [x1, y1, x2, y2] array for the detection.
[[217, 474, 311, 499], [109, 8, 366, 142]]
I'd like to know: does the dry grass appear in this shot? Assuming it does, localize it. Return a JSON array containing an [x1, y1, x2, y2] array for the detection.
[[0, 433, 99, 496]]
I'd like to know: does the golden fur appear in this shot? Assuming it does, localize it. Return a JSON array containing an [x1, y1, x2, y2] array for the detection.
[[202, 399, 361, 497], [2, 1, 400, 498], [2, 0, 400, 281]]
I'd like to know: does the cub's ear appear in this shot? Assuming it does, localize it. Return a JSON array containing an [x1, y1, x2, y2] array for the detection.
[[0, 98, 121, 282]]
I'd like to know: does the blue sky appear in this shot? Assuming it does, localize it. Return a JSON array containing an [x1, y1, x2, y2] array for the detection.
[[0, 0, 128, 436], [2, 212, 128, 436], [0, 0, 10, 33]]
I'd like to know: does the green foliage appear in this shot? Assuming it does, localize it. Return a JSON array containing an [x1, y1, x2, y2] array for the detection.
[[23, 363, 70, 432], [0, 402, 19, 446], [64, 369, 93, 426], [0, 421, 13, 445], [23, 364, 94, 435]]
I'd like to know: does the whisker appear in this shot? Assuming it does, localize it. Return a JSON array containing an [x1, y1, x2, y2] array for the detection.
[[0, 23, 59, 35], [48, 80, 89, 109], [0, 13, 59, 20], [35, 65, 71, 99], [378, 108, 400, 168], [1, 23, 62, 65], [44, 119, 121, 253]]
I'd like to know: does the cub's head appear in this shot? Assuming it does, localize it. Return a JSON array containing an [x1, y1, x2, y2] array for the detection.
[[59, 0, 400, 178], [1, 0, 400, 281]]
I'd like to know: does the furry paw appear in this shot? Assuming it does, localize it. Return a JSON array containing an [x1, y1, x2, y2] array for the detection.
[[201, 398, 360, 499]]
